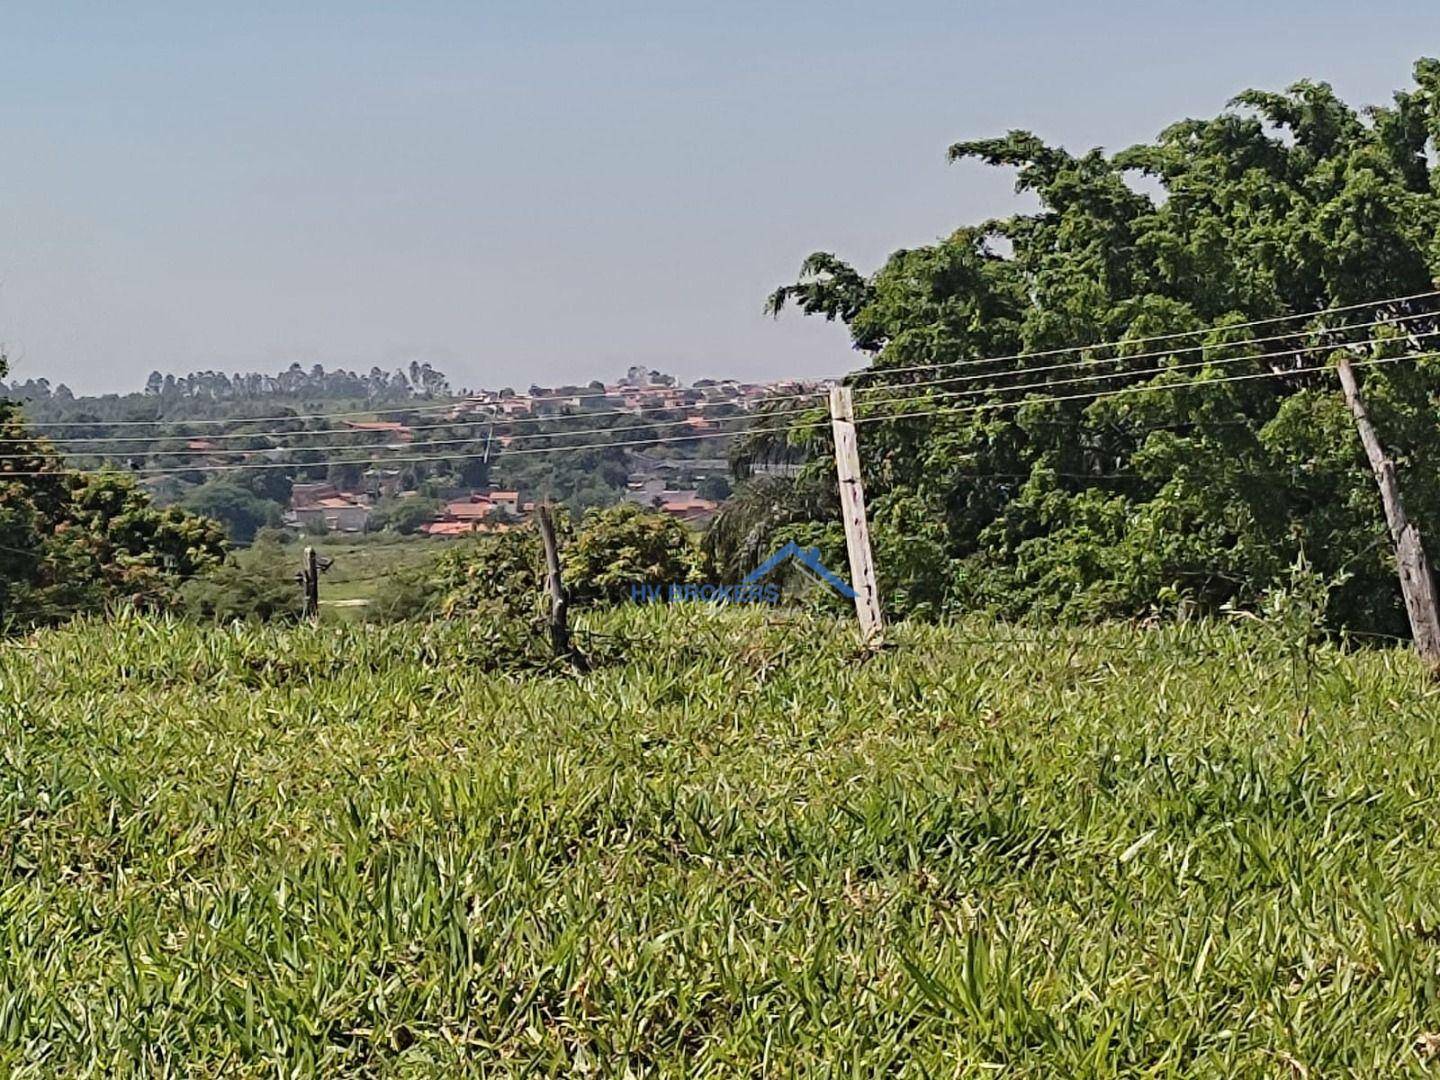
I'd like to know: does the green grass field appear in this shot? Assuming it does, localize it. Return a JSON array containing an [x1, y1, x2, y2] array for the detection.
[[302, 536, 449, 607], [3, 609, 1440, 1076], [231, 535, 450, 610]]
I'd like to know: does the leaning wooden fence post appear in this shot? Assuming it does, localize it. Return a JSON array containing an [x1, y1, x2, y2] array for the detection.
[[1336, 355, 1440, 674], [535, 504, 573, 659], [301, 545, 320, 621], [829, 385, 884, 645]]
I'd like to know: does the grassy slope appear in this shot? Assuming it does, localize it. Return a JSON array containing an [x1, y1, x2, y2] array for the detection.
[[301, 537, 449, 606], [2, 610, 1440, 1076], [230, 536, 449, 609]]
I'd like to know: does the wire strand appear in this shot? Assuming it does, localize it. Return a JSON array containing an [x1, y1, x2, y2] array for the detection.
[[848, 332, 1437, 415], [841, 287, 1440, 381], [3, 350, 1423, 480], [32, 292, 1436, 449], [853, 351, 1422, 425], [27, 385, 831, 445], [15, 398, 826, 462], [21, 287, 1440, 436], [0, 415, 833, 478], [18, 379, 832, 430], [849, 311, 1436, 396]]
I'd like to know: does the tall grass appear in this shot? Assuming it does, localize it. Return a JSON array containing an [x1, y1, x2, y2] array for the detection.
[[2, 608, 1439, 1075]]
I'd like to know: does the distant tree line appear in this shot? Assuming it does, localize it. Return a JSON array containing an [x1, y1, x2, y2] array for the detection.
[[7, 360, 451, 414]]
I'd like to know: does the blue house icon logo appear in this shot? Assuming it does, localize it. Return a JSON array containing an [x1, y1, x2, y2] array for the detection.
[[742, 541, 856, 599]]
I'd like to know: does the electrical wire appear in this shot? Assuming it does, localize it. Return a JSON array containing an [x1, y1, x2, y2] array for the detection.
[[849, 313, 1438, 397], [16, 398, 826, 461], [27, 385, 831, 445], [42, 324, 1405, 466], [845, 331, 1439, 416], [0, 415, 834, 478], [851, 351, 1424, 426], [21, 287, 1440, 436], [1, 350, 1424, 480], [840, 287, 1440, 381], [30, 294, 1436, 450], [18, 378, 831, 430]]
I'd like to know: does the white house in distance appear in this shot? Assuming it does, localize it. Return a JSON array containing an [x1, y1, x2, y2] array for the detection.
[[289, 483, 372, 533], [293, 497, 371, 534], [488, 490, 520, 516]]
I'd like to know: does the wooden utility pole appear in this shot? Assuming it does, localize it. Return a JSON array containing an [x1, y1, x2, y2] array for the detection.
[[829, 385, 884, 645], [300, 545, 320, 621], [1336, 356, 1440, 673], [535, 503, 573, 659]]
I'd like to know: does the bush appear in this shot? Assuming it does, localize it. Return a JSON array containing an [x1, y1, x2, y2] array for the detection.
[[253, 525, 297, 546], [563, 503, 705, 604], [424, 506, 708, 626], [697, 476, 732, 502], [179, 541, 302, 622], [366, 565, 444, 622], [369, 496, 443, 535], [0, 430, 228, 630], [432, 527, 549, 623], [181, 480, 282, 543]]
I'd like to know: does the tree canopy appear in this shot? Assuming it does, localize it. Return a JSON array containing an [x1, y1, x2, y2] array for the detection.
[[0, 358, 228, 629], [756, 60, 1440, 633]]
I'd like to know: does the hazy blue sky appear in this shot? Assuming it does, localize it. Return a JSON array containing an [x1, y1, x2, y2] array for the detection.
[[3, 2, 1439, 394]]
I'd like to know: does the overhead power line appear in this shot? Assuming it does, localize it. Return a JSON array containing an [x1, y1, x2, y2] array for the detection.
[[27, 287, 1437, 447], [19, 379, 832, 430], [20, 396, 479, 429], [1, 351, 1426, 480], [28, 300, 1435, 454], [848, 330, 1439, 415], [842, 287, 1440, 381], [27, 385, 830, 446], [19, 287, 1440, 435], [17, 318, 1394, 465], [850, 311, 1438, 396], [14, 398, 826, 461], [0, 416, 831, 478], [853, 352, 1427, 426]]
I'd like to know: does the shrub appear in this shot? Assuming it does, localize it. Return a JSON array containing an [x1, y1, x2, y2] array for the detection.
[[366, 566, 444, 622], [563, 503, 705, 604], [432, 527, 549, 623], [181, 480, 281, 543], [0, 431, 228, 630], [369, 496, 443, 535], [178, 541, 302, 622]]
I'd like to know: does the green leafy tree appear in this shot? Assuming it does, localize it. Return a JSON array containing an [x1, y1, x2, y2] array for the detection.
[[696, 476, 732, 502], [0, 346, 230, 628], [0, 402, 228, 628], [182, 480, 282, 543], [433, 527, 549, 621], [766, 60, 1440, 633], [179, 539, 303, 622], [563, 503, 705, 604], [369, 496, 443, 535]]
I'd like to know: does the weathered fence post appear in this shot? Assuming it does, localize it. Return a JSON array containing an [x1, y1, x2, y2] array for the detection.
[[829, 385, 884, 646], [300, 545, 320, 621], [535, 503, 573, 659], [1337, 355, 1440, 674]]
